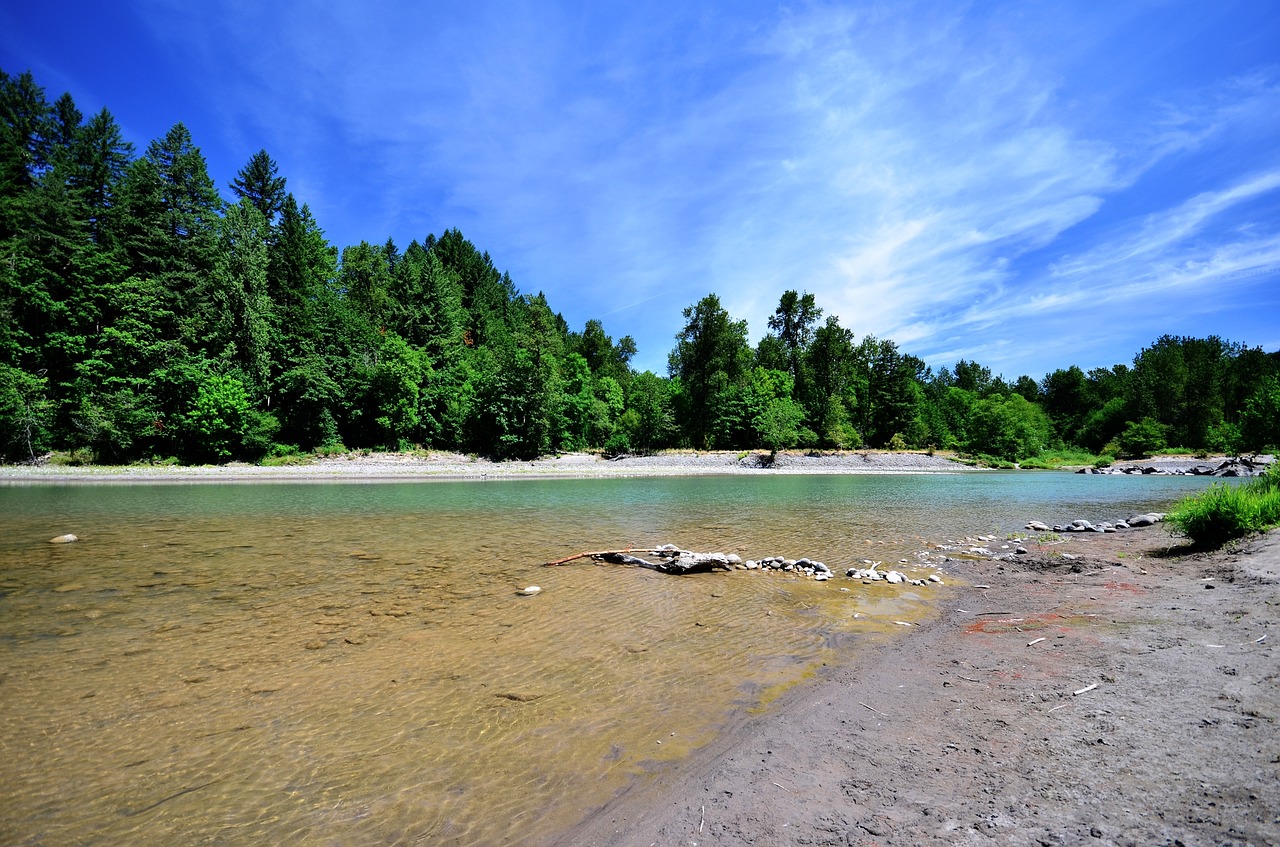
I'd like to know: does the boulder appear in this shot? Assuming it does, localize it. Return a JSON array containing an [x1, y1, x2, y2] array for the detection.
[[49, 534, 78, 544]]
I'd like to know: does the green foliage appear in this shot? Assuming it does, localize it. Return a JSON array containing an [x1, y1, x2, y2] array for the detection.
[[0, 363, 51, 461], [180, 372, 275, 462], [1238, 376, 1280, 453], [754, 396, 807, 456], [963, 394, 1055, 461], [1116, 417, 1167, 458], [669, 294, 751, 447], [3, 67, 1277, 467], [1168, 464, 1280, 547]]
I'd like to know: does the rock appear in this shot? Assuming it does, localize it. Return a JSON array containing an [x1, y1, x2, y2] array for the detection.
[[1026, 521, 1050, 532], [517, 586, 542, 596], [928, 574, 943, 584], [725, 553, 743, 565], [657, 553, 735, 574], [885, 571, 905, 584], [1015, 546, 1028, 554], [49, 534, 78, 544], [813, 561, 831, 574], [744, 560, 759, 570], [1070, 519, 1094, 531], [814, 572, 831, 581], [1114, 521, 1129, 529]]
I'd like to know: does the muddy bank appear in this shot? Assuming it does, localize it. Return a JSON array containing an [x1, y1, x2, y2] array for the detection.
[[557, 526, 1280, 846]]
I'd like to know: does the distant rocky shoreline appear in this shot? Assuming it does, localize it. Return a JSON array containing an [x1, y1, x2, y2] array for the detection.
[[1082, 454, 1273, 477], [1, 449, 1270, 483]]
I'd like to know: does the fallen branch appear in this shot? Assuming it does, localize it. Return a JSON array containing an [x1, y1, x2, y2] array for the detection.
[[544, 547, 737, 575], [544, 548, 637, 566]]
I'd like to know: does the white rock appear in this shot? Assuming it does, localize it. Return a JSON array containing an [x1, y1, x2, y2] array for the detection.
[[49, 534, 78, 544], [885, 571, 906, 584], [517, 586, 542, 596]]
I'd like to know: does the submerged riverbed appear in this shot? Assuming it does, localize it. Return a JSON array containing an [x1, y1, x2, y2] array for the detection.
[[0, 473, 1214, 845]]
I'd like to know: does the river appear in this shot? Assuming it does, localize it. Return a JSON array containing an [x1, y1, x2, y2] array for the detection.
[[0, 472, 1213, 845]]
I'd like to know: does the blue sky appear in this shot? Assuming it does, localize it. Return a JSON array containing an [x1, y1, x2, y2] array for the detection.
[[4, 1, 1278, 380]]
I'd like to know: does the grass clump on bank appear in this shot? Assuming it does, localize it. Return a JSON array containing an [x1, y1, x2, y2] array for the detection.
[[1168, 464, 1280, 547], [1017, 448, 1109, 470]]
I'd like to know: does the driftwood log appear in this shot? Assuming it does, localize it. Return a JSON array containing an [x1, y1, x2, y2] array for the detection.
[[544, 546, 736, 575]]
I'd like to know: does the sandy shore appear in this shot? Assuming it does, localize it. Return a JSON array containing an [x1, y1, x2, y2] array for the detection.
[[557, 525, 1280, 847], [0, 449, 970, 483]]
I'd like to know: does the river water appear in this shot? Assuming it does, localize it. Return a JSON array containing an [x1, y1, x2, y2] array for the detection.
[[0, 472, 1213, 845]]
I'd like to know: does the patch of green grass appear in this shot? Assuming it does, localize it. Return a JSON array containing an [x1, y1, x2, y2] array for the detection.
[[312, 443, 348, 458], [1167, 464, 1280, 547], [971, 454, 1016, 469], [1154, 446, 1199, 456], [47, 449, 94, 466], [1019, 448, 1108, 469], [261, 452, 314, 467]]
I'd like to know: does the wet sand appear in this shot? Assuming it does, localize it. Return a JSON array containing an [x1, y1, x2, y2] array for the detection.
[[557, 525, 1280, 846]]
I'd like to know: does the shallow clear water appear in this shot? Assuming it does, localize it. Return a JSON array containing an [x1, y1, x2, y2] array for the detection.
[[0, 472, 1212, 845]]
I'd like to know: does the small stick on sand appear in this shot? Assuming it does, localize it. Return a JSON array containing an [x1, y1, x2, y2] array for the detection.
[[772, 781, 791, 792], [544, 548, 637, 566], [1073, 683, 1099, 696], [859, 702, 883, 714], [1027, 637, 1046, 646], [699, 805, 705, 834]]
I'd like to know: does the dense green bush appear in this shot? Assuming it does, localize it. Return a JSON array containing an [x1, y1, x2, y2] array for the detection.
[[1168, 464, 1280, 546], [1116, 417, 1167, 458]]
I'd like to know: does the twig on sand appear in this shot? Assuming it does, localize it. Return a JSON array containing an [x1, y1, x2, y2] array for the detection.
[[1073, 683, 1099, 696], [544, 548, 636, 566], [772, 781, 791, 792], [1048, 703, 1071, 713], [699, 805, 705, 834], [858, 702, 883, 714], [1027, 637, 1046, 646]]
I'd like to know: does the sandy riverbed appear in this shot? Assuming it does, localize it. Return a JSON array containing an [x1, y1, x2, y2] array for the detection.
[[6, 452, 1275, 844]]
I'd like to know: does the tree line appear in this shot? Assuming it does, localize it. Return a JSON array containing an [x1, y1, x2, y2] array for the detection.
[[2, 68, 1278, 464]]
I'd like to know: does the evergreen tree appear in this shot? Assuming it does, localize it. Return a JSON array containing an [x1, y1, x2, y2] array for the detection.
[[230, 149, 286, 224], [669, 294, 751, 447]]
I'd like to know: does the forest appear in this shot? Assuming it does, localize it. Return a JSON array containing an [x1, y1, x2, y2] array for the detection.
[[2, 68, 1278, 465]]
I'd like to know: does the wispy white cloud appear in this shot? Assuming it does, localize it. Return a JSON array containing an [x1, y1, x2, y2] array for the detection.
[[123, 0, 1280, 378]]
